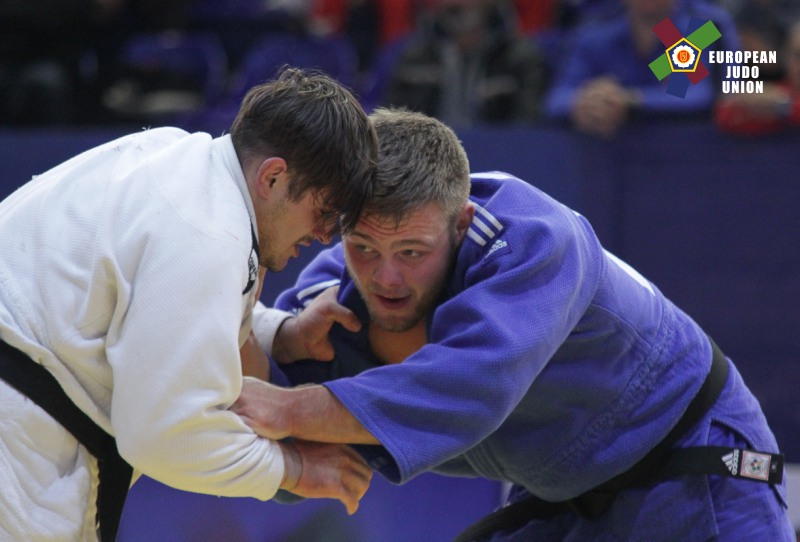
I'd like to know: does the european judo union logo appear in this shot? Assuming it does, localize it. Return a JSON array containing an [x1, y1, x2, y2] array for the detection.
[[649, 18, 721, 98]]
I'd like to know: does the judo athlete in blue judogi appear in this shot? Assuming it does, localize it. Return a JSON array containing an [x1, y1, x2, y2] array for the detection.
[[235, 108, 794, 541]]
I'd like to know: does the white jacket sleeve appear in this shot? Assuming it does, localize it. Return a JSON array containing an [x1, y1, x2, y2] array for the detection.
[[252, 302, 292, 355]]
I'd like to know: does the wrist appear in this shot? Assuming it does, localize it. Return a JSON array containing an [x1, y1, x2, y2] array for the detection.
[[271, 317, 296, 364], [280, 385, 325, 441], [278, 441, 302, 491]]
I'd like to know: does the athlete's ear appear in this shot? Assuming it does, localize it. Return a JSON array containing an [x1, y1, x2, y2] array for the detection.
[[454, 203, 475, 243], [254, 157, 287, 199]]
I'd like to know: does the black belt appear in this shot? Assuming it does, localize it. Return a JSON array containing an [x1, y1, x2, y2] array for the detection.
[[455, 337, 784, 542], [0, 339, 131, 542]]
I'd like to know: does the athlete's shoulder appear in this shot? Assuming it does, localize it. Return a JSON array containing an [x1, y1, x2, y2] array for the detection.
[[462, 171, 594, 268], [111, 126, 194, 150], [468, 171, 549, 207], [464, 171, 553, 250]]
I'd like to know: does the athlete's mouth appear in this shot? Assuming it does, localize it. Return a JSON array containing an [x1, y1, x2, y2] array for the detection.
[[374, 293, 412, 310]]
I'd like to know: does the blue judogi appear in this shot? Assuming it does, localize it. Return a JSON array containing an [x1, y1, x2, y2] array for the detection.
[[275, 173, 792, 541]]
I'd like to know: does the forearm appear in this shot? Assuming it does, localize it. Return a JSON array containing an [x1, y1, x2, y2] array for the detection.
[[269, 316, 297, 364], [233, 378, 379, 445], [281, 385, 380, 445], [240, 330, 270, 380]]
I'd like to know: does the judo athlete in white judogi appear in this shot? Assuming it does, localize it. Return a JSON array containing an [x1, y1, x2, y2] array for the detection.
[[0, 68, 376, 541]]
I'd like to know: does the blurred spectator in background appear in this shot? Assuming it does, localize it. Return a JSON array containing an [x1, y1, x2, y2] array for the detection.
[[0, 0, 193, 126], [381, 0, 547, 127], [514, 0, 561, 35], [0, 0, 126, 126], [715, 19, 800, 135], [120, 0, 192, 33], [97, 0, 197, 124], [720, 0, 800, 82], [544, 0, 740, 138], [520, 0, 624, 35], [718, 0, 800, 51], [311, 0, 416, 75]]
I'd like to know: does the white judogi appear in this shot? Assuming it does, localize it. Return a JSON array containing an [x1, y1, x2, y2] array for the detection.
[[0, 128, 290, 540]]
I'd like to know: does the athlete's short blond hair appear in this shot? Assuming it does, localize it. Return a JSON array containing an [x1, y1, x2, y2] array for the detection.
[[366, 108, 471, 225]]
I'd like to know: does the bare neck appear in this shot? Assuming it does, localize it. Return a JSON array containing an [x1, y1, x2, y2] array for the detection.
[[368, 321, 428, 364]]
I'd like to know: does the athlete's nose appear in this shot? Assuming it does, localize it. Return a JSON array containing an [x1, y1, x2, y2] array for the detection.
[[372, 259, 404, 290], [312, 223, 334, 245]]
